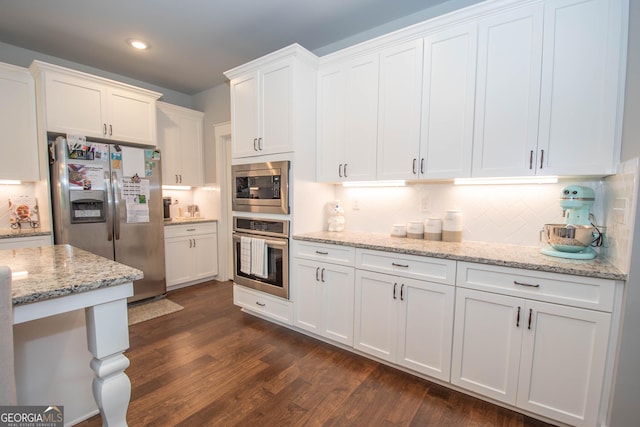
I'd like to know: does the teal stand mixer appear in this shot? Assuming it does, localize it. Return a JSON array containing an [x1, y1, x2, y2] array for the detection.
[[541, 185, 601, 260]]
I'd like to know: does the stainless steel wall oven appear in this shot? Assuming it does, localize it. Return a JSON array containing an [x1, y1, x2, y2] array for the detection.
[[233, 217, 289, 299], [231, 161, 289, 214]]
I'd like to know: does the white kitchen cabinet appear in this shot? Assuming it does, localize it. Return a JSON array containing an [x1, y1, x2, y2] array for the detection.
[[164, 222, 218, 288], [292, 259, 355, 346], [452, 262, 614, 427], [376, 40, 424, 180], [30, 61, 160, 146], [471, 4, 544, 177], [317, 53, 378, 182], [0, 63, 39, 181], [292, 241, 355, 345], [157, 102, 204, 186], [233, 284, 293, 325], [0, 234, 52, 250], [419, 22, 477, 179], [226, 44, 317, 159], [354, 269, 454, 381], [536, 0, 625, 176]]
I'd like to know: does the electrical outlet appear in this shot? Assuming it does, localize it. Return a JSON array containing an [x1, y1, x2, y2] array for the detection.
[[352, 199, 360, 211], [173, 198, 179, 205], [420, 195, 431, 213]]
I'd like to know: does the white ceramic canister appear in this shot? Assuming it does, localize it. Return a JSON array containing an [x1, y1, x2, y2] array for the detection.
[[407, 221, 424, 239], [391, 224, 407, 237], [442, 210, 463, 242], [424, 218, 442, 241]]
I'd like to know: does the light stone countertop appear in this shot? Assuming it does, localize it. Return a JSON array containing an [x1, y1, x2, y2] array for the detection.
[[293, 231, 626, 281], [1, 244, 143, 306], [0, 227, 52, 239], [164, 218, 217, 226]]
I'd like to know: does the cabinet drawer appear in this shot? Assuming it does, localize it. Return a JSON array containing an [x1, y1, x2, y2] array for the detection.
[[457, 262, 616, 312], [293, 241, 355, 266], [164, 222, 217, 238], [0, 235, 52, 250], [233, 284, 293, 325], [356, 249, 456, 285]]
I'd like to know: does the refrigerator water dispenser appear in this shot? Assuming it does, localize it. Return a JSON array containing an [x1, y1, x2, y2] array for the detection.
[[70, 190, 106, 223]]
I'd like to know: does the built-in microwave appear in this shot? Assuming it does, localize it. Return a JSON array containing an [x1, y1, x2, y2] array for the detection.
[[231, 161, 290, 214]]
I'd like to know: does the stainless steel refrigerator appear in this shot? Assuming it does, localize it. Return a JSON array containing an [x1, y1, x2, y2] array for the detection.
[[49, 135, 166, 302]]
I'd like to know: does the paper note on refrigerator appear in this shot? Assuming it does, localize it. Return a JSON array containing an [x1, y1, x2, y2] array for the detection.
[[122, 179, 150, 223], [121, 146, 145, 178]]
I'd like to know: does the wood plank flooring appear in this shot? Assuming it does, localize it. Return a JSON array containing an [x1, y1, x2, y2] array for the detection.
[[77, 280, 556, 426]]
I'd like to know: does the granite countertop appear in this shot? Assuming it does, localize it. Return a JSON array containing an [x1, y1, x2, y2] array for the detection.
[[1, 244, 143, 306], [164, 218, 217, 226], [0, 227, 52, 239], [293, 230, 626, 281]]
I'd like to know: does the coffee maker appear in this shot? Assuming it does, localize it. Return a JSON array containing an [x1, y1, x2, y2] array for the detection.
[[541, 185, 600, 259], [163, 197, 172, 221]]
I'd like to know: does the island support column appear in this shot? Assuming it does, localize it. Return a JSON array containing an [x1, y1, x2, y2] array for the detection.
[[85, 298, 131, 426]]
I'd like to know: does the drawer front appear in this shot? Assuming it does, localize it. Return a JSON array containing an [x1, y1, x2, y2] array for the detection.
[[164, 222, 217, 238], [293, 241, 355, 266], [457, 262, 616, 312], [233, 284, 293, 325], [356, 249, 456, 285]]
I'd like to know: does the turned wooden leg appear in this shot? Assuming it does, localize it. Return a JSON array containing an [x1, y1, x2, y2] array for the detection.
[[85, 298, 131, 426]]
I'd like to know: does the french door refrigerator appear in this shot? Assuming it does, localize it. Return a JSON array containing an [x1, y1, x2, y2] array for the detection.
[[49, 135, 166, 302]]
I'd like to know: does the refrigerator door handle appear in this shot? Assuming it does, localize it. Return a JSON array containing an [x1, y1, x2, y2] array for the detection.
[[105, 171, 114, 241], [111, 171, 121, 240]]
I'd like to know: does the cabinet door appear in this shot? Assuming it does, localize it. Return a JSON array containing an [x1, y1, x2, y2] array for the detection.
[[537, 0, 624, 176], [321, 263, 355, 346], [0, 64, 39, 181], [261, 59, 292, 155], [397, 278, 454, 381], [354, 270, 397, 363], [106, 87, 157, 146], [451, 288, 523, 405], [230, 71, 260, 158], [421, 23, 477, 179], [517, 300, 611, 426], [343, 54, 379, 181], [157, 106, 181, 185], [317, 65, 346, 182], [193, 233, 218, 279], [377, 40, 423, 180], [164, 237, 193, 286], [472, 4, 543, 177], [177, 112, 204, 186], [43, 71, 106, 138], [292, 259, 324, 334]]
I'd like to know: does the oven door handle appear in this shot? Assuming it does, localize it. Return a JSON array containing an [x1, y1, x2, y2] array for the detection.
[[234, 235, 288, 246]]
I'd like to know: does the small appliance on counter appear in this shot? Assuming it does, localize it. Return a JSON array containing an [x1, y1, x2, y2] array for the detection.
[[541, 185, 602, 260], [163, 197, 172, 221]]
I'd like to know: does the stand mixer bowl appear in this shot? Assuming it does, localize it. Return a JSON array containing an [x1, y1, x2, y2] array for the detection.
[[542, 224, 595, 253]]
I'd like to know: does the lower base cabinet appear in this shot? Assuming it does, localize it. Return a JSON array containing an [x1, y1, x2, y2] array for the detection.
[[354, 270, 454, 382], [0, 234, 52, 250], [292, 259, 355, 346], [452, 277, 612, 427], [233, 284, 293, 325], [164, 222, 218, 288]]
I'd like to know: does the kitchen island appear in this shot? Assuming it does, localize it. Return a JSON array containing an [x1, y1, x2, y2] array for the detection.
[[2, 244, 143, 426]]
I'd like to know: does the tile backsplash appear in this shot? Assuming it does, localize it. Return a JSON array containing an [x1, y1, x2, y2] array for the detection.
[[334, 178, 606, 247]]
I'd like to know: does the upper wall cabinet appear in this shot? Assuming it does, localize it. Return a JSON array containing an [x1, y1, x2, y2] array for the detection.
[[225, 44, 318, 159], [420, 23, 477, 180], [29, 61, 161, 146], [317, 53, 379, 182], [0, 63, 39, 181], [157, 102, 204, 187], [536, 0, 625, 176], [472, 0, 626, 177], [376, 40, 424, 181], [471, 4, 544, 177]]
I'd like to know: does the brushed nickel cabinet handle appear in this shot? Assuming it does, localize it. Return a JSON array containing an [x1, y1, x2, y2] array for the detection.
[[109, 124, 113, 136], [315, 267, 320, 281], [393, 283, 397, 300], [315, 250, 329, 255], [392, 262, 409, 268], [412, 158, 417, 174], [344, 164, 348, 177], [258, 137, 263, 150], [516, 306, 521, 327], [338, 164, 343, 178], [529, 150, 534, 169], [420, 158, 425, 174], [539, 149, 544, 169], [253, 138, 258, 151], [103, 123, 107, 135], [256, 301, 266, 307], [528, 308, 533, 330], [400, 284, 405, 301], [321, 268, 325, 283]]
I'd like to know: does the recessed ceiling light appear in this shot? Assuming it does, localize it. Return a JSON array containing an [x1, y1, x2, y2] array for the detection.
[[127, 39, 149, 50]]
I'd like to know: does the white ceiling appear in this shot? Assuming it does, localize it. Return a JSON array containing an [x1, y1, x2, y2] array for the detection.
[[0, 0, 462, 95]]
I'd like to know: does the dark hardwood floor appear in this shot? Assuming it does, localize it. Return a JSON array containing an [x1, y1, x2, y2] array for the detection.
[[77, 280, 556, 426]]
